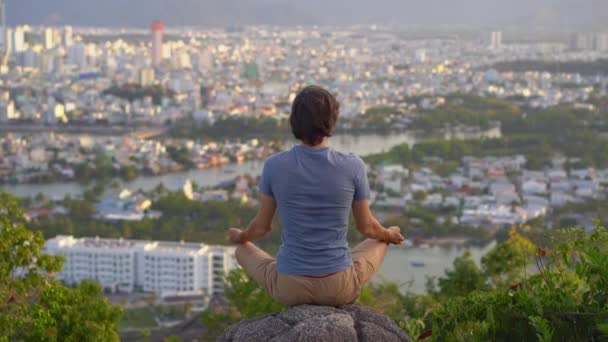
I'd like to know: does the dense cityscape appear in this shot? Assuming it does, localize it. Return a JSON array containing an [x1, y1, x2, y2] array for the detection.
[[2, 0, 608, 340]]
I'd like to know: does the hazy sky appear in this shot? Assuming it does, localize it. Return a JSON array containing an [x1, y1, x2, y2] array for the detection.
[[7, 0, 607, 30]]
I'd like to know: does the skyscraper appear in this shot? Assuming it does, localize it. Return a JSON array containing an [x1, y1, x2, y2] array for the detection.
[[490, 31, 502, 50], [594, 33, 608, 52], [4, 28, 11, 55], [12, 27, 25, 53], [44, 28, 55, 50], [63, 26, 73, 47], [0, 0, 6, 50], [151, 20, 164, 67], [67, 42, 87, 68]]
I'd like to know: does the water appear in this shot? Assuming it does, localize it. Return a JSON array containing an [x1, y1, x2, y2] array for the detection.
[[379, 242, 497, 294], [1, 133, 417, 198]]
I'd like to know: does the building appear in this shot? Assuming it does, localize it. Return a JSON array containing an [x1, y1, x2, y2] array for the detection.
[[139, 67, 156, 86], [3, 27, 11, 55], [12, 27, 25, 54], [44, 27, 55, 50], [570, 32, 595, 51], [44, 235, 237, 296], [415, 49, 427, 63], [0, 99, 16, 121], [151, 20, 164, 66], [63, 26, 73, 47], [0, 0, 6, 50], [67, 42, 87, 68], [490, 31, 502, 50], [594, 33, 608, 52]]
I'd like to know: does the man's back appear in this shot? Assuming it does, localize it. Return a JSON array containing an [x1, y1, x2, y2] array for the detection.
[[258, 144, 370, 275], [228, 85, 403, 307]]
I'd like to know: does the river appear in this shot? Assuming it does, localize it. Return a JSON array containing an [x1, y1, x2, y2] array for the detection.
[[1, 133, 418, 198], [1, 128, 501, 199], [379, 241, 496, 293]]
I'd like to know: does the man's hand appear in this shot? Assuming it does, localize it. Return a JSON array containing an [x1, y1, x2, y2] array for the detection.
[[227, 228, 245, 244], [386, 226, 405, 245]]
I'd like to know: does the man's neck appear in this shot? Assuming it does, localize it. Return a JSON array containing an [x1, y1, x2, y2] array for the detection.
[[303, 137, 329, 149]]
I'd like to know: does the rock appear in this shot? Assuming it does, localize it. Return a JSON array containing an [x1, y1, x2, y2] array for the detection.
[[217, 305, 412, 342]]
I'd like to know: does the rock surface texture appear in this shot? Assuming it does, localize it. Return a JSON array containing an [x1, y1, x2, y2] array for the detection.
[[218, 304, 412, 342]]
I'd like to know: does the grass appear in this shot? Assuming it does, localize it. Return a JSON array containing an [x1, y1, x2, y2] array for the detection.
[[119, 307, 158, 330]]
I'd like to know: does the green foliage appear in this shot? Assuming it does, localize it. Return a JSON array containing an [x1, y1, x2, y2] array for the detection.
[[170, 116, 288, 140], [435, 251, 488, 298], [201, 269, 285, 340], [493, 59, 608, 76], [481, 228, 536, 287], [33, 193, 260, 246], [119, 307, 158, 329], [358, 278, 409, 320], [347, 106, 402, 130], [414, 223, 608, 341], [529, 316, 553, 342], [73, 153, 140, 184], [0, 193, 122, 341], [103, 83, 174, 106], [166, 146, 194, 168], [412, 94, 520, 132]]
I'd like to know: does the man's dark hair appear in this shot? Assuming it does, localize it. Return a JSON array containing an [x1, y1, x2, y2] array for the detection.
[[290, 85, 340, 146]]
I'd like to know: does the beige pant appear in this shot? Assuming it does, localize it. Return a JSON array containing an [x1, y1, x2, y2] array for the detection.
[[235, 239, 388, 306]]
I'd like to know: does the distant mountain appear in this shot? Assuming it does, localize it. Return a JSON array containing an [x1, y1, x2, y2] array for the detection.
[[6, 0, 606, 30]]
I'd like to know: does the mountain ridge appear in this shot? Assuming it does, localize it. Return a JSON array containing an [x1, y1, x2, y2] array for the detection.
[[6, 0, 607, 30]]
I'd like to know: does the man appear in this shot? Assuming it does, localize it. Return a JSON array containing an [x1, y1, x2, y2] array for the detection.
[[228, 85, 404, 306]]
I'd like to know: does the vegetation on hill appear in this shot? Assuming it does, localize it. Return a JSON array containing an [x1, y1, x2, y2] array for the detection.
[[170, 115, 288, 140], [203, 223, 608, 341], [0, 193, 122, 341], [32, 192, 265, 248], [103, 84, 174, 106], [493, 59, 608, 76], [411, 94, 520, 132], [366, 97, 608, 170]]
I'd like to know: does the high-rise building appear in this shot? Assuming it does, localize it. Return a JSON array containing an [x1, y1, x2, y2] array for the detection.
[[0, 0, 6, 50], [4, 27, 11, 55], [415, 49, 427, 63], [151, 20, 164, 66], [570, 32, 595, 51], [490, 31, 502, 50], [594, 33, 608, 52], [44, 28, 55, 50], [139, 67, 155, 86], [67, 42, 87, 68], [12, 27, 25, 53], [0, 100, 16, 122], [63, 26, 73, 47]]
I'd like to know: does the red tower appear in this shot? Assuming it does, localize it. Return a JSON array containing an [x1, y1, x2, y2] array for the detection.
[[151, 20, 164, 66]]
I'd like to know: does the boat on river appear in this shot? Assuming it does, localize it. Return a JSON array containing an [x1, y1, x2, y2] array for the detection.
[[410, 261, 426, 268]]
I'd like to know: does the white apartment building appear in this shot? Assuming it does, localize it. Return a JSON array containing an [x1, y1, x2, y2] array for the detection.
[[44, 236, 237, 296]]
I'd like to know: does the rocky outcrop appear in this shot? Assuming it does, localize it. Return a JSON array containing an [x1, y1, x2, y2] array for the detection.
[[218, 304, 412, 342]]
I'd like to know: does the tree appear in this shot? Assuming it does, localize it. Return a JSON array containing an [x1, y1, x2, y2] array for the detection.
[[435, 251, 487, 298], [201, 269, 285, 340], [481, 227, 535, 287], [425, 224, 608, 341], [0, 192, 122, 341]]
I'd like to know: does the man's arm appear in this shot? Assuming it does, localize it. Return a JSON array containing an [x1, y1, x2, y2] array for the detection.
[[228, 194, 276, 244], [352, 200, 404, 245]]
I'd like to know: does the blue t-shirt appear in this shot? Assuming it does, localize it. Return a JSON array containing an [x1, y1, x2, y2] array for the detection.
[[258, 144, 371, 276]]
